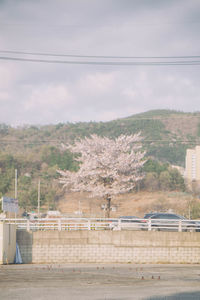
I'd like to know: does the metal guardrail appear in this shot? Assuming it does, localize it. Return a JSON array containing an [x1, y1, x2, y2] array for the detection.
[[110, 218, 200, 232], [1, 217, 200, 232], [0, 218, 112, 231]]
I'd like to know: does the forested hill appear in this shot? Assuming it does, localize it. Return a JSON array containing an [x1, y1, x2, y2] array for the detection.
[[1, 109, 199, 211], [1, 109, 200, 167]]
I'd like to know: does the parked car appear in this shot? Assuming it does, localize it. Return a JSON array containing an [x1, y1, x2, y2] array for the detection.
[[110, 216, 143, 230], [144, 212, 157, 219], [22, 211, 29, 218], [143, 212, 200, 232]]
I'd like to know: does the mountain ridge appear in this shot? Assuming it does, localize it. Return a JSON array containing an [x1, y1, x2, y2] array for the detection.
[[1, 109, 200, 167]]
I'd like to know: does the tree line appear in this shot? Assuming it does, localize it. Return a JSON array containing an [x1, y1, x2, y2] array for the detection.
[[0, 138, 192, 214]]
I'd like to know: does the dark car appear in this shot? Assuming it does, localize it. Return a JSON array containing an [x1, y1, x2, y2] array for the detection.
[[22, 211, 30, 218], [143, 212, 200, 232], [144, 212, 157, 219]]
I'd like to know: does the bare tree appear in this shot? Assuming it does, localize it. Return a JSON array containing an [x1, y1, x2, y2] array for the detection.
[[58, 133, 146, 217]]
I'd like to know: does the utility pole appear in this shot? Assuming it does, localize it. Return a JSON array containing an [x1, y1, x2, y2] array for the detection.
[[15, 169, 17, 219], [15, 169, 18, 199], [38, 180, 40, 218]]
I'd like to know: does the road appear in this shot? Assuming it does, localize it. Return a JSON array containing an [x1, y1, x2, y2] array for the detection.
[[0, 264, 200, 299]]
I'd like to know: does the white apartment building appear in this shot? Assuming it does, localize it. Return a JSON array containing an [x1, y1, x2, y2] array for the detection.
[[185, 146, 200, 182]]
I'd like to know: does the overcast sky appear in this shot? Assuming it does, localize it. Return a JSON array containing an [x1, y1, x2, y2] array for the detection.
[[0, 0, 200, 126]]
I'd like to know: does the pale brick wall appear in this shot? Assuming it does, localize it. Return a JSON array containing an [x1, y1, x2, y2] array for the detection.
[[17, 230, 200, 264]]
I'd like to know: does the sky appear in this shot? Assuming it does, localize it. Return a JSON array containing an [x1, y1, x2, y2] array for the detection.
[[0, 0, 200, 126]]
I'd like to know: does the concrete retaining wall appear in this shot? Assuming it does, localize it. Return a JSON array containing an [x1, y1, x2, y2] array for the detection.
[[17, 230, 200, 264], [0, 222, 16, 264]]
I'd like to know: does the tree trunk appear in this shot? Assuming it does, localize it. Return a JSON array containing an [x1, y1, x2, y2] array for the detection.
[[106, 196, 111, 218]]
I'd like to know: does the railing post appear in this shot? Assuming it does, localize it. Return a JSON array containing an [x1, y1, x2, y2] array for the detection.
[[27, 219, 30, 232], [178, 220, 182, 232], [58, 219, 62, 231], [118, 218, 121, 230], [88, 219, 91, 230], [148, 219, 152, 231]]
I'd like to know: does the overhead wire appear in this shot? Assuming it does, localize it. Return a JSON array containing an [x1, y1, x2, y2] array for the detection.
[[0, 50, 200, 65], [0, 55, 200, 65], [0, 50, 200, 59]]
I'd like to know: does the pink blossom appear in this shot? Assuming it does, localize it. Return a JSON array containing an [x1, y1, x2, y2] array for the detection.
[[58, 133, 146, 198]]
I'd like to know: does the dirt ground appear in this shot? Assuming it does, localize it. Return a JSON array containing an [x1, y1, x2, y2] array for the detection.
[[57, 191, 194, 218], [1, 264, 200, 299]]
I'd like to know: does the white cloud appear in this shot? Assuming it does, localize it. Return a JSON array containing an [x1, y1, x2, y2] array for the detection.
[[24, 84, 72, 111], [79, 72, 116, 94], [0, 63, 18, 88]]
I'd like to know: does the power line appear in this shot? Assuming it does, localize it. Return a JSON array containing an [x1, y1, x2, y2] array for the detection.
[[0, 50, 200, 60], [0, 55, 200, 66]]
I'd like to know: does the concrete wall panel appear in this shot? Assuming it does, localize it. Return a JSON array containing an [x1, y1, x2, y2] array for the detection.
[[17, 230, 200, 264]]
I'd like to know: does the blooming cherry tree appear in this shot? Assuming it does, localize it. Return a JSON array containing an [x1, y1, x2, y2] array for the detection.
[[58, 133, 146, 217]]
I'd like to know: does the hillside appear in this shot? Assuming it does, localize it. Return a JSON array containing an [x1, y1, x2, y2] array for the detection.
[[1, 109, 200, 213], [57, 190, 198, 219], [1, 109, 200, 166]]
